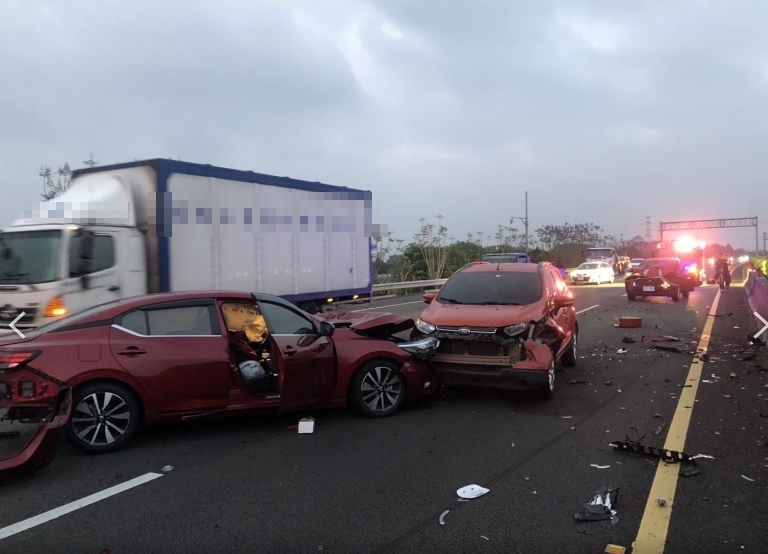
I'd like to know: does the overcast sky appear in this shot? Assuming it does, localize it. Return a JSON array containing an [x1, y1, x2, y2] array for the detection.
[[2, 0, 767, 249]]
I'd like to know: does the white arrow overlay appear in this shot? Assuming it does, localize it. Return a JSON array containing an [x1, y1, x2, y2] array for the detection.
[[755, 312, 768, 339], [9, 312, 25, 339]]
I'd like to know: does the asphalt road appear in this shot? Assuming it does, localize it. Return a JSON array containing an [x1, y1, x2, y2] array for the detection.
[[1, 270, 767, 553]]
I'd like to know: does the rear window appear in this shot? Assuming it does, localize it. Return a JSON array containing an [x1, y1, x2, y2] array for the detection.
[[437, 271, 543, 305]]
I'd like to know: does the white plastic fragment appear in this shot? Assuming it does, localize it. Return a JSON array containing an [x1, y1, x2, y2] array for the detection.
[[741, 475, 755, 482], [590, 464, 611, 469], [298, 417, 315, 434], [457, 485, 489, 499], [439, 510, 449, 524], [162, 465, 174, 472]]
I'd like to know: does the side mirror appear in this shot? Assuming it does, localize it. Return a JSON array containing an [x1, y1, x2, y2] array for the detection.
[[319, 320, 335, 337], [554, 295, 575, 310], [423, 292, 435, 304]]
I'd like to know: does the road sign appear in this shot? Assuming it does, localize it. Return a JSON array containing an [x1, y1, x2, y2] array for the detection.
[[9, 312, 25, 339]]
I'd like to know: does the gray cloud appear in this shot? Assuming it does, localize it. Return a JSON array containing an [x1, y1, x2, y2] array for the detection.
[[1, 0, 767, 248]]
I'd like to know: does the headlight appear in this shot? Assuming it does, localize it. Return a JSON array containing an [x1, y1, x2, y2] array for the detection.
[[504, 322, 527, 336], [416, 318, 436, 334]]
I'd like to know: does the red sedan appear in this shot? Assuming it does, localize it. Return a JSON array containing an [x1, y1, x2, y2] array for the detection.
[[0, 291, 438, 472]]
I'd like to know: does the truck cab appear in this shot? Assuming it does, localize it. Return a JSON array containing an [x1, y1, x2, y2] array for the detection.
[[583, 247, 619, 275], [0, 224, 147, 331]]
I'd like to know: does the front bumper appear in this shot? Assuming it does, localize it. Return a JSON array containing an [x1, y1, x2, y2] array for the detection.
[[401, 360, 438, 400], [570, 275, 599, 284]]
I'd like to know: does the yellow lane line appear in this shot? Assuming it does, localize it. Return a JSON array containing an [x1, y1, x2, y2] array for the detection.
[[631, 289, 721, 554]]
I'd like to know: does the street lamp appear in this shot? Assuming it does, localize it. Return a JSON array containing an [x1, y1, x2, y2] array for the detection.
[[510, 191, 529, 253]]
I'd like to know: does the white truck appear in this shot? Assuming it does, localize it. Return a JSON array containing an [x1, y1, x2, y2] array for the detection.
[[0, 159, 374, 331]]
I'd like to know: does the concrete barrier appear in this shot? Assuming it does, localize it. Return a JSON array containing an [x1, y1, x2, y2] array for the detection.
[[744, 271, 768, 333]]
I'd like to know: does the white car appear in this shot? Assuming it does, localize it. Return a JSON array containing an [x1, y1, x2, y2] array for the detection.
[[629, 258, 644, 269], [570, 262, 615, 285]]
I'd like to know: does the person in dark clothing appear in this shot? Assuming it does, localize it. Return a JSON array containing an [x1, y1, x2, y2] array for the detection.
[[714, 252, 731, 289]]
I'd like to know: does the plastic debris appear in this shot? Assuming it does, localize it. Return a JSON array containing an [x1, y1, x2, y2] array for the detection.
[[680, 467, 701, 478], [162, 465, 174, 472], [654, 422, 668, 436], [562, 415, 573, 419], [617, 349, 628, 355], [457, 484, 489, 499], [605, 545, 627, 554], [609, 438, 701, 464], [621, 337, 636, 344], [656, 498, 667, 507], [574, 487, 619, 522], [642, 335, 682, 342], [481, 536, 490, 541], [439, 510, 449, 524], [741, 475, 755, 482], [298, 417, 315, 434], [591, 464, 611, 469]]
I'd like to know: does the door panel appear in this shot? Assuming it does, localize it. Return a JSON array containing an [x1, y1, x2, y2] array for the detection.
[[257, 300, 337, 412], [109, 304, 233, 414]]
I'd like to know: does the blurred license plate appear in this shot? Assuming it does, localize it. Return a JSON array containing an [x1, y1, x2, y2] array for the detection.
[[643, 286, 655, 292]]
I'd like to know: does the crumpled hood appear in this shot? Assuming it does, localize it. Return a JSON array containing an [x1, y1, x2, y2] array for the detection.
[[315, 311, 414, 335], [420, 300, 546, 329]]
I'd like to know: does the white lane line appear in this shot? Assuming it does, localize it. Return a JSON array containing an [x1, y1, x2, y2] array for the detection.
[[0, 472, 163, 541], [352, 301, 423, 312], [576, 304, 600, 315]]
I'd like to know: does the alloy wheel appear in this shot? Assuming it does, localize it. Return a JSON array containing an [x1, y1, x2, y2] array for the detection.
[[71, 391, 132, 447], [360, 365, 403, 413]]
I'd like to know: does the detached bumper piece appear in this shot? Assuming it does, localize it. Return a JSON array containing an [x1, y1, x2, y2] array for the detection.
[[609, 439, 698, 465]]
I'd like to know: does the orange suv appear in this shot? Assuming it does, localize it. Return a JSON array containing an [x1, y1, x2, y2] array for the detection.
[[414, 261, 578, 399]]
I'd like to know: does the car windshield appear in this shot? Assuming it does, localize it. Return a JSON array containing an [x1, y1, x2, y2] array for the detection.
[[437, 271, 542, 305], [578, 263, 599, 270], [0, 229, 62, 285]]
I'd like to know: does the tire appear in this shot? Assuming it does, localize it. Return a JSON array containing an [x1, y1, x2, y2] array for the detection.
[[682, 290, 690, 299], [671, 287, 681, 302], [560, 331, 578, 368], [66, 381, 142, 454], [538, 362, 555, 400], [349, 359, 406, 418], [627, 293, 636, 301]]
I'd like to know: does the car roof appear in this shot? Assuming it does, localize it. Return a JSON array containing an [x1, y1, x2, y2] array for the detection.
[[461, 262, 543, 273]]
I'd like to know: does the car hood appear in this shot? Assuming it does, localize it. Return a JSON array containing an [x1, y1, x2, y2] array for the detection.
[[315, 311, 414, 335], [420, 300, 546, 328]]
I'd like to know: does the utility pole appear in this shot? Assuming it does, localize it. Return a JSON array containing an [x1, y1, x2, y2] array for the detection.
[[510, 191, 529, 253]]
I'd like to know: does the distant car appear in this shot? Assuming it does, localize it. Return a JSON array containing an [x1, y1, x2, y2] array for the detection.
[[625, 258, 697, 301], [0, 291, 439, 472], [413, 261, 578, 399], [569, 262, 615, 285], [630, 258, 644, 269]]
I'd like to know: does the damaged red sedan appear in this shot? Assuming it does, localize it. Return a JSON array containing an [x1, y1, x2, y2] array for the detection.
[[0, 291, 438, 470]]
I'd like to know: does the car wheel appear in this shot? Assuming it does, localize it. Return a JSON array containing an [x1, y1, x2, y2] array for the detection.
[[682, 290, 690, 299], [349, 359, 406, 418], [66, 381, 141, 454], [627, 293, 636, 301], [538, 362, 555, 400], [671, 287, 681, 302], [560, 331, 578, 368]]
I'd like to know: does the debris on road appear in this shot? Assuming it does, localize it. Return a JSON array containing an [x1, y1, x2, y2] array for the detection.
[[741, 353, 757, 361], [609, 438, 701, 464], [562, 415, 574, 419], [439, 510, 449, 525], [680, 467, 701, 478], [656, 498, 667, 507], [614, 316, 642, 328], [605, 545, 627, 554], [654, 422, 668, 436], [298, 417, 316, 434], [457, 484, 489, 499], [605, 380, 613, 386], [591, 464, 611, 469], [574, 487, 619, 522], [162, 465, 174, 472], [568, 379, 588, 385], [481, 536, 490, 541], [653, 345, 692, 355], [621, 337, 636, 344], [741, 475, 755, 482], [617, 349, 628, 355], [642, 335, 682, 343]]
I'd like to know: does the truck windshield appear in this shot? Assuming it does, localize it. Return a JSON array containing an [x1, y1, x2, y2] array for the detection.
[[0, 230, 63, 285], [586, 249, 614, 259]]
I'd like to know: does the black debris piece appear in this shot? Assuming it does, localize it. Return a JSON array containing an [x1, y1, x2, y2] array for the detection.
[[680, 467, 701, 478], [741, 353, 757, 361], [609, 438, 698, 465], [622, 337, 636, 344], [574, 487, 620, 522]]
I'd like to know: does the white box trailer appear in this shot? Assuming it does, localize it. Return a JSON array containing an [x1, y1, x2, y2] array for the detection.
[[0, 159, 374, 330]]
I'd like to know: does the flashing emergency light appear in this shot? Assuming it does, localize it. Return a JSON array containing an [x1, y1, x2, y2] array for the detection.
[[673, 236, 704, 253]]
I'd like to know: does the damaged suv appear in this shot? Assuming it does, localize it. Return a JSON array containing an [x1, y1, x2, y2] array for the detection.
[[413, 261, 578, 399]]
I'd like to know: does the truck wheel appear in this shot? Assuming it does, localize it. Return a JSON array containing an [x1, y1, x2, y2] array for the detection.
[[349, 359, 406, 418], [66, 381, 142, 454]]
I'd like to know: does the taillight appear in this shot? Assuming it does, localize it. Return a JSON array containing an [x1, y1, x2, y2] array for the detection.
[[0, 351, 40, 370], [44, 296, 67, 318]]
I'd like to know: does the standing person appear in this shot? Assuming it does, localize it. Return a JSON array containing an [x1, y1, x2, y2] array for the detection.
[[714, 252, 731, 290]]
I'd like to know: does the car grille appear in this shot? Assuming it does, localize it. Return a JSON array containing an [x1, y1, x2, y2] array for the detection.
[[437, 340, 504, 357], [435, 325, 497, 334], [0, 307, 38, 326]]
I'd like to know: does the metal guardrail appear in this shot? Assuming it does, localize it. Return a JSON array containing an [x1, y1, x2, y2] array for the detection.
[[372, 279, 448, 292]]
